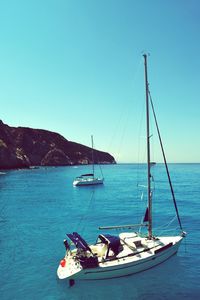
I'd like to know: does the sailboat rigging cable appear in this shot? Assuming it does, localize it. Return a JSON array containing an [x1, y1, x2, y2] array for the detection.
[[75, 190, 95, 235], [91, 135, 95, 178], [92, 137, 104, 179], [148, 91, 183, 231]]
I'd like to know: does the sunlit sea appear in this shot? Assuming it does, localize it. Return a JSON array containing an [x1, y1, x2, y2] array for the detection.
[[0, 164, 199, 300]]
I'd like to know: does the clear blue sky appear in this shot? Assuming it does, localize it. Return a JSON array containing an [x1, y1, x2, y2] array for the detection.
[[0, 0, 199, 163]]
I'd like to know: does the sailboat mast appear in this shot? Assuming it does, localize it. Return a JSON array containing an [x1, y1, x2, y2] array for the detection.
[[143, 54, 152, 239], [91, 135, 94, 179]]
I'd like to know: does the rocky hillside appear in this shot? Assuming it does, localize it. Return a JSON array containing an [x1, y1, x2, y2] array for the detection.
[[0, 120, 116, 169]]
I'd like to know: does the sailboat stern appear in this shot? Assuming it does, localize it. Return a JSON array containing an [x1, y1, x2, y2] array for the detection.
[[57, 232, 100, 280], [57, 256, 83, 280]]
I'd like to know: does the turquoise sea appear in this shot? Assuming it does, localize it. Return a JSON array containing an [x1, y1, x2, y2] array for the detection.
[[0, 164, 199, 300]]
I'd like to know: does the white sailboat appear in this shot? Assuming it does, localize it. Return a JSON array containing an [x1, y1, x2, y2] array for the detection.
[[73, 135, 104, 186], [58, 54, 186, 284]]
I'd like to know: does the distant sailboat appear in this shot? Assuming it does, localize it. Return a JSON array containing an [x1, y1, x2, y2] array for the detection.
[[73, 135, 104, 186], [58, 54, 186, 284]]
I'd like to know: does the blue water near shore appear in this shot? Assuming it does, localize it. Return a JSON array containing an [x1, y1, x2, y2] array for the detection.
[[0, 163, 200, 299]]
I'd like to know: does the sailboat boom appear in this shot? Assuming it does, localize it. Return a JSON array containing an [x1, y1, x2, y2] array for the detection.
[[99, 224, 148, 230]]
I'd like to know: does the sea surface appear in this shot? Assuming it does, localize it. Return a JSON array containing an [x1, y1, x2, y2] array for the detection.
[[0, 163, 199, 300]]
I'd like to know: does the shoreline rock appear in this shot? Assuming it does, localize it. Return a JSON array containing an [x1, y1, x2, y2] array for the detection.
[[0, 120, 116, 170]]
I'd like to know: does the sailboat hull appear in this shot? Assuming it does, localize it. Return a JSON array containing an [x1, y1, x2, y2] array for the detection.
[[78, 238, 181, 280], [73, 178, 104, 186], [57, 236, 183, 281]]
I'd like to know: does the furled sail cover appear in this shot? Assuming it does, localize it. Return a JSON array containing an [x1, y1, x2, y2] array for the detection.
[[143, 207, 149, 222], [67, 232, 92, 253]]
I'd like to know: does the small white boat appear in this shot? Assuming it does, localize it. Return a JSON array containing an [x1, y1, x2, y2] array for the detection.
[[73, 174, 104, 186], [58, 54, 186, 284], [73, 135, 104, 187]]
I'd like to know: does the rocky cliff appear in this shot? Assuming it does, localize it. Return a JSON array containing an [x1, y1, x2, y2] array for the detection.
[[0, 120, 116, 169]]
